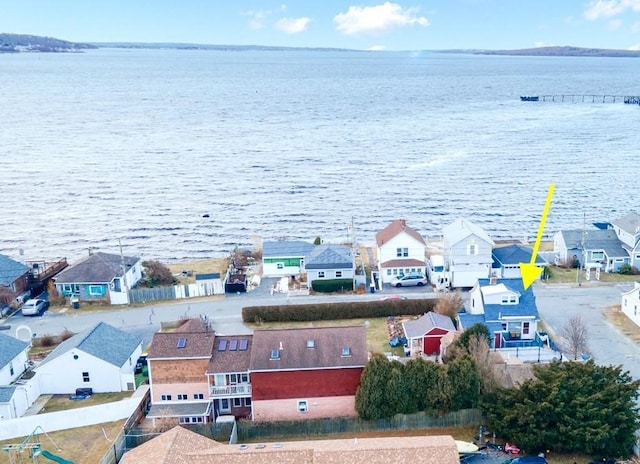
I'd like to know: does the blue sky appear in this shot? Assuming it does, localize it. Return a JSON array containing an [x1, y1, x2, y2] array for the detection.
[[3, 0, 640, 51]]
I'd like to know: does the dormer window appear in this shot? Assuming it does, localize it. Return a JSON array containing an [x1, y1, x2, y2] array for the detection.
[[341, 346, 351, 357], [501, 295, 518, 304]]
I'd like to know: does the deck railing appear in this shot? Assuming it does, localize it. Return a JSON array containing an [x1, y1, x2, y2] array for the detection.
[[209, 384, 252, 397]]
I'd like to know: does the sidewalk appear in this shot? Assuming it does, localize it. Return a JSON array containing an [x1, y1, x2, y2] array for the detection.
[[22, 394, 52, 416]]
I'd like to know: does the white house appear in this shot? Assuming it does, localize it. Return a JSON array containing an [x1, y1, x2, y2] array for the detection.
[[262, 241, 315, 277], [622, 282, 640, 327], [376, 219, 427, 285], [304, 244, 355, 284], [442, 219, 494, 288], [36, 322, 142, 394], [612, 213, 640, 268], [53, 251, 143, 305], [0, 333, 39, 420]]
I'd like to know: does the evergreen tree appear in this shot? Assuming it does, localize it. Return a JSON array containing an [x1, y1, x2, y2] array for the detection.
[[444, 355, 481, 411], [355, 353, 395, 419]]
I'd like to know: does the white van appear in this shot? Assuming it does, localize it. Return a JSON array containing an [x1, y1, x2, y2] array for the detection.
[[427, 255, 445, 285]]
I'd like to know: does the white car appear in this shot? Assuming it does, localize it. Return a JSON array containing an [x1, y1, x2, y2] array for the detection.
[[21, 298, 50, 317], [390, 274, 427, 287]]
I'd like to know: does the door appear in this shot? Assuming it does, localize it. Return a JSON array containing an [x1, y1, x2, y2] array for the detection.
[[219, 398, 231, 414], [494, 332, 502, 349]]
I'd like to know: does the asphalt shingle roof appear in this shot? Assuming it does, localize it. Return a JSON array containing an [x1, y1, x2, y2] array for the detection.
[[250, 326, 367, 371], [207, 335, 253, 374], [0, 385, 17, 403], [403, 312, 456, 339], [147, 402, 211, 418], [443, 218, 494, 247], [304, 244, 353, 269], [375, 219, 425, 247], [39, 322, 141, 368], [478, 278, 539, 322], [492, 244, 545, 266], [148, 331, 215, 359], [262, 241, 315, 258], [0, 333, 29, 369], [0, 254, 28, 287], [612, 212, 640, 235], [560, 229, 628, 258], [53, 252, 140, 284]]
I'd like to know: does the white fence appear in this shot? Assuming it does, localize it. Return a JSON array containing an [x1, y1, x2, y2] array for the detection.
[[0, 386, 149, 441], [128, 281, 224, 304]]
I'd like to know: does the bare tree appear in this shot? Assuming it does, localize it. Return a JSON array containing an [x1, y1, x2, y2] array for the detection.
[[560, 313, 589, 360], [467, 334, 501, 394], [434, 291, 464, 320]]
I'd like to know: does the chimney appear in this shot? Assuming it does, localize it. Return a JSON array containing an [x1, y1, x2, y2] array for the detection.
[[490, 274, 498, 285], [279, 341, 283, 351], [400, 219, 406, 228]]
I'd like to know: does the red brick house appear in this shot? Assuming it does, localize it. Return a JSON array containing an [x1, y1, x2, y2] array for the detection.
[[402, 312, 457, 357], [249, 326, 368, 421]]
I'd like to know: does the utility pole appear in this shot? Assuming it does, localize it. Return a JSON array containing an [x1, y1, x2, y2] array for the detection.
[[576, 213, 585, 287], [119, 239, 129, 304]]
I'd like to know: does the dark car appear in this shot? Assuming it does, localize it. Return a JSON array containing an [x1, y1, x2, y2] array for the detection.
[[510, 457, 548, 464], [135, 356, 148, 374]]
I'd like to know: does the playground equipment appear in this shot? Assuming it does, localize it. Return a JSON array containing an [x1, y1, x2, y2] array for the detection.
[[2, 426, 73, 464]]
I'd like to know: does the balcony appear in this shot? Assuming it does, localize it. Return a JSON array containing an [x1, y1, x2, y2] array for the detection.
[[209, 383, 252, 398]]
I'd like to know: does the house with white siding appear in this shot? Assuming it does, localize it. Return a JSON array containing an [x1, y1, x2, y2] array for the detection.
[[492, 244, 546, 280], [262, 241, 315, 277], [36, 322, 142, 394], [622, 282, 640, 327], [375, 219, 427, 285], [442, 219, 494, 288], [0, 333, 38, 420], [304, 244, 354, 285], [612, 213, 640, 269]]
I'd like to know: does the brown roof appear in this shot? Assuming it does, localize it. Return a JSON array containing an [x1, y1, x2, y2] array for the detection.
[[178, 318, 208, 332], [375, 219, 426, 247], [380, 258, 426, 268], [148, 332, 214, 359], [250, 326, 368, 372], [121, 428, 459, 464], [119, 426, 223, 464], [207, 335, 253, 374]]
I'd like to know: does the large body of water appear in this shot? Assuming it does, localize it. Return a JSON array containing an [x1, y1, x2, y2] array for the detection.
[[1, 48, 639, 262]]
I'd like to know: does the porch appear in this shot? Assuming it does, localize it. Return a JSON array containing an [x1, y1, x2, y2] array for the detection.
[[209, 384, 252, 398]]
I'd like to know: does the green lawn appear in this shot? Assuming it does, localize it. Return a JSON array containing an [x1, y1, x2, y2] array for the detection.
[[542, 265, 639, 284]]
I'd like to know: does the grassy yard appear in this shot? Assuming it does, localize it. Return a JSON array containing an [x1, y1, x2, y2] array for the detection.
[[542, 265, 639, 284], [40, 392, 133, 413], [0, 419, 125, 464], [166, 257, 228, 284], [248, 317, 405, 356]]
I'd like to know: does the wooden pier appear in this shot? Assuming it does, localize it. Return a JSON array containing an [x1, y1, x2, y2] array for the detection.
[[522, 95, 640, 104]]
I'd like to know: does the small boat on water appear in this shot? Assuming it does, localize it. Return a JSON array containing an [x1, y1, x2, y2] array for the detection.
[[520, 95, 539, 102]]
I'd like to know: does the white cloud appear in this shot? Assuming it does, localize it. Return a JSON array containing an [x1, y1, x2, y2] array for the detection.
[[334, 2, 429, 36], [628, 43, 640, 49], [275, 17, 311, 34], [243, 9, 271, 30], [631, 20, 640, 32], [584, 0, 640, 20], [608, 18, 623, 29], [367, 45, 387, 50]]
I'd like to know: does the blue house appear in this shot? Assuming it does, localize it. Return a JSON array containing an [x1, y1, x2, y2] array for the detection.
[[491, 244, 546, 280], [457, 278, 542, 349]]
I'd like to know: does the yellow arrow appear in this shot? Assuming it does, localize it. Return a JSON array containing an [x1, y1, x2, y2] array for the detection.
[[520, 183, 555, 289]]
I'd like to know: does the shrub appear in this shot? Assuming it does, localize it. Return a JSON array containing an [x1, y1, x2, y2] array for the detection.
[[59, 328, 75, 341], [34, 334, 55, 347], [618, 264, 639, 275], [311, 278, 354, 293], [243, 299, 437, 323]]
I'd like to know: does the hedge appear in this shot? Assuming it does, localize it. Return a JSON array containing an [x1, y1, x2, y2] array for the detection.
[[311, 278, 354, 293], [242, 298, 438, 323]]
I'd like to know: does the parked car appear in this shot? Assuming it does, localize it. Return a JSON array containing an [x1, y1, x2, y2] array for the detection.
[[21, 298, 49, 316], [390, 274, 427, 287]]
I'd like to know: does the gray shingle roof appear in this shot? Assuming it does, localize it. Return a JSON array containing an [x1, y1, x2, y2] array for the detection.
[[39, 322, 141, 368], [403, 312, 456, 339], [0, 254, 28, 287], [262, 241, 315, 258], [612, 213, 640, 235], [195, 273, 220, 281], [0, 333, 29, 369], [53, 252, 140, 284], [304, 244, 353, 270], [561, 229, 628, 258], [147, 402, 211, 418], [0, 385, 17, 403], [492, 244, 545, 266], [443, 218, 494, 247]]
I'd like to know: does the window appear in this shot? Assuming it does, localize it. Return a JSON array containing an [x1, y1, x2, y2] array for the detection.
[[245, 397, 252, 406], [270, 349, 280, 360], [386, 269, 391, 276], [276, 263, 284, 270], [335, 271, 342, 278], [591, 251, 604, 261], [62, 284, 79, 296], [318, 271, 325, 278], [233, 398, 242, 407], [297, 400, 308, 413], [394, 247, 408, 257], [467, 244, 477, 255], [392, 269, 398, 275], [180, 417, 191, 424], [510, 296, 517, 303], [501, 323, 507, 330], [82, 372, 90, 383], [113, 278, 121, 292], [341, 346, 351, 357], [161, 394, 172, 401], [396, 248, 402, 257], [522, 322, 530, 335], [9, 362, 14, 376], [178, 394, 188, 400], [88, 285, 104, 295], [194, 393, 204, 400], [240, 373, 249, 383]]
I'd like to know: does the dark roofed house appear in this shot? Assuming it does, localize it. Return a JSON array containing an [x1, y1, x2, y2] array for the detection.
[[146, 320, 215, 426], [612, 212, 640, 268], [53, 251, 143, 305], [304, 244, 354, 286], [492, 243, 546, 280], [554, 229, 630, 272], [0, 254, 29, 304], [36, 322, 142, 394], [207, 335, 253, 419], [262, 240, 315, 277], [249, 326, 367, 421]]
